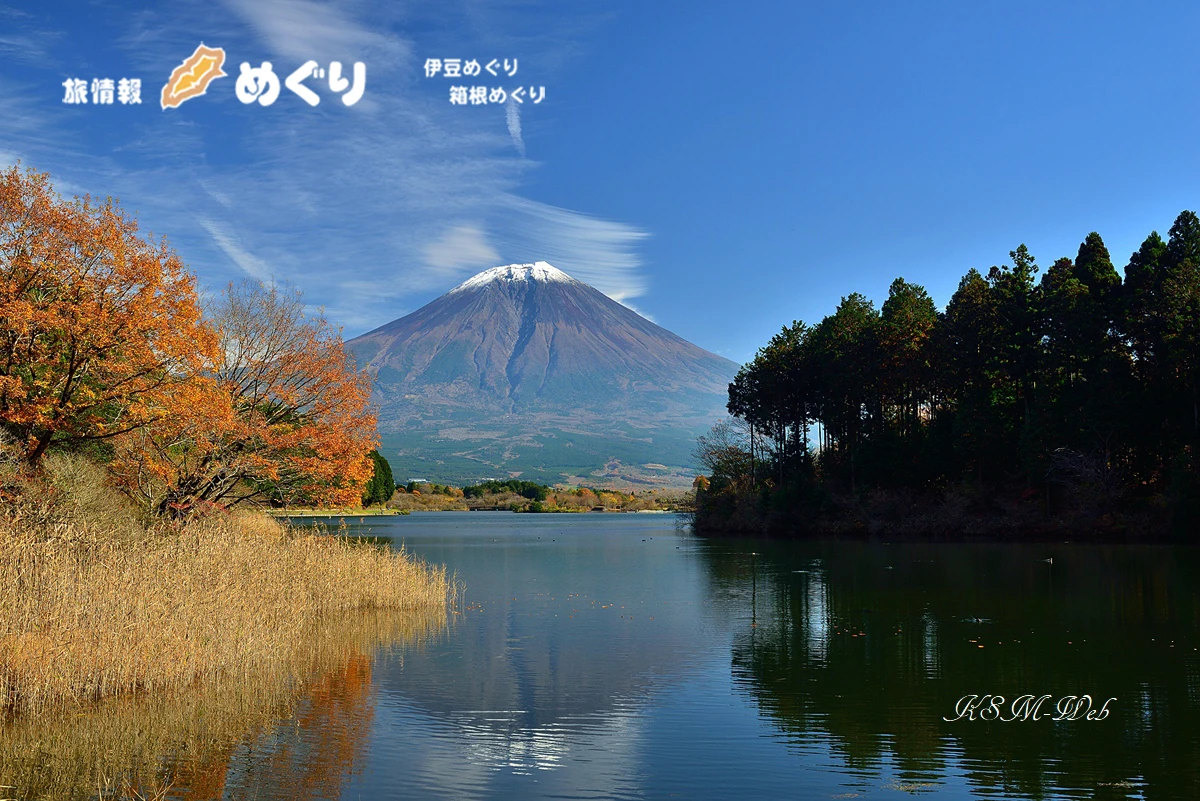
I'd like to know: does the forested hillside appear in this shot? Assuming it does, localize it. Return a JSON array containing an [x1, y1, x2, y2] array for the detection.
[[696, 212, 1200, 537]]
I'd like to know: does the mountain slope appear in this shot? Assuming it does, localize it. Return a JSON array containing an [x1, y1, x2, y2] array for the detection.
[[347, 262, 739, 485]]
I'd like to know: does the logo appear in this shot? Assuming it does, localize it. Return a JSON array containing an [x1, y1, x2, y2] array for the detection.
[[161, 43, 227, 110]]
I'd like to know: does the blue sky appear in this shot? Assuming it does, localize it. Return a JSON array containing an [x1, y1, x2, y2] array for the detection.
[[2, 1, 1199, 362]]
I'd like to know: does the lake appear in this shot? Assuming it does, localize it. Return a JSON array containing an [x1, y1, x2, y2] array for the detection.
[[6, 512, 1200, 799]]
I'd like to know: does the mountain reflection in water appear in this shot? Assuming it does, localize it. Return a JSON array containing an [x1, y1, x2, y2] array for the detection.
[[5, 514, 1196, 800], [348, 514, 1200, 800]]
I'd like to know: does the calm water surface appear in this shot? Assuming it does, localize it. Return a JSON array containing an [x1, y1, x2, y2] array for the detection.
[[311, 512, 1197, 800], [12, 512, 1200, 800]]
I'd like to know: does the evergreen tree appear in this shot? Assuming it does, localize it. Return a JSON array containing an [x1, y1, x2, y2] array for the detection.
[[361, 450, 395, 506], [987, 245, 1043, 479], [1121, 231, 1171, 481], [937, 268, 1002, 481], [1123, 231, 1169, 369], [1162, 214, 1200, 448], [808, 294, 879, 491], [696, 213, 1200, 537], [878, 278, 937, 438]]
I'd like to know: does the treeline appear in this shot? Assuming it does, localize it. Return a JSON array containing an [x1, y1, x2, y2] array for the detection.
[[0, 166, 378, 514], [696, 211, 1200, 537], [407, 481, 461, 497], [392, 480, 681, 512], [462, 479, 550, 501]]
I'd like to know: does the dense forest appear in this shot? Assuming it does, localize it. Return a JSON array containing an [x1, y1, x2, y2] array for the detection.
[[694, 211, 1200, 538]]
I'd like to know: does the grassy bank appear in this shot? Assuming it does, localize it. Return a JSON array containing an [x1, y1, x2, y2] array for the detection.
[[0, 454, 451, 716]]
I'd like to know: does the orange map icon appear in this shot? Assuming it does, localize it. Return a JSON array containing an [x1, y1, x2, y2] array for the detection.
[[161, 43, 227, 109]]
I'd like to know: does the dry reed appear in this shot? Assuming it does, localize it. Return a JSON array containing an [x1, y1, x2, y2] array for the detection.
[[0, 452, 452, 716]]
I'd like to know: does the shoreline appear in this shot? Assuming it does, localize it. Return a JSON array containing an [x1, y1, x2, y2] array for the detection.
[[275, 506, 684, 518], [0, 456, 452, 718], [268, 508, 408, 518]]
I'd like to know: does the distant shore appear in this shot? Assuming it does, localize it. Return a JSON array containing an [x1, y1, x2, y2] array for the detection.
[[270, 507, 409, 518], [273, 506, 679, 518], [373, 482, 690, 515]]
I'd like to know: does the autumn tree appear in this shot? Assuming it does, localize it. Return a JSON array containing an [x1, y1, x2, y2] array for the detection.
[[694, 416, 754, 491], [112, 281, 377, 513], [0, 166, 215, 466]]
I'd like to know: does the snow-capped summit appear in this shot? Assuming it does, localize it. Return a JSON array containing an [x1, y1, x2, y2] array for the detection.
[[449, 261, 575, 294], [347, 260, 739, 484]]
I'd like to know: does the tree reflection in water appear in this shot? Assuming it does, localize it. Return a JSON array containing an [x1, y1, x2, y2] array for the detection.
[[0, 609, 443, 801], [214, 652, 376, 801], [700, 540, 1200, 799]]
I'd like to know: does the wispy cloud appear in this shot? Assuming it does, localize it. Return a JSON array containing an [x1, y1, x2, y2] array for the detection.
[[219, 0, 408, 63], [0, 34, 49, 64], [0, 1, 650, 335], [505, 97, 525, 157], [423, 224, 501, 273], [0, 5, 60, 65], [197, 216, 273, 281], [494, 197, 651, 302]]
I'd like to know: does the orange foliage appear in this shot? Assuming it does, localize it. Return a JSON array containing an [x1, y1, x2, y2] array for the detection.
[[0, 165, 216, 464], [1, 165, 377, 512], [111, 280, 377, 512]]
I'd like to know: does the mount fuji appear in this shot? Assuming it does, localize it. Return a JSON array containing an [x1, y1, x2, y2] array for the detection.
[[346, 262, 739, 486]]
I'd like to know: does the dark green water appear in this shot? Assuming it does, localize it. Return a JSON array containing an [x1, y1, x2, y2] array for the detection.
[[13, 512, 1197, 799], [293, 512, 1198, 800]]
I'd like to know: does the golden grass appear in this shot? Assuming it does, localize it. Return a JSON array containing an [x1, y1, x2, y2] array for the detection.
[[0, 453, 452, 717]]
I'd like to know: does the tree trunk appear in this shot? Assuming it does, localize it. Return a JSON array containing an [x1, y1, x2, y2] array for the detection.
[[750, 424, 756, 487], [26, 429, 54, 467]]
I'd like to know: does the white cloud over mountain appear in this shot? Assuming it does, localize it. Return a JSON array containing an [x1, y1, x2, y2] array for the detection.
[[0, 0, 650, 335]]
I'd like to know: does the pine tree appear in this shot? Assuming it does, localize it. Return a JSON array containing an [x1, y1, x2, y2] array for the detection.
[[361, 450, 396, 506]]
